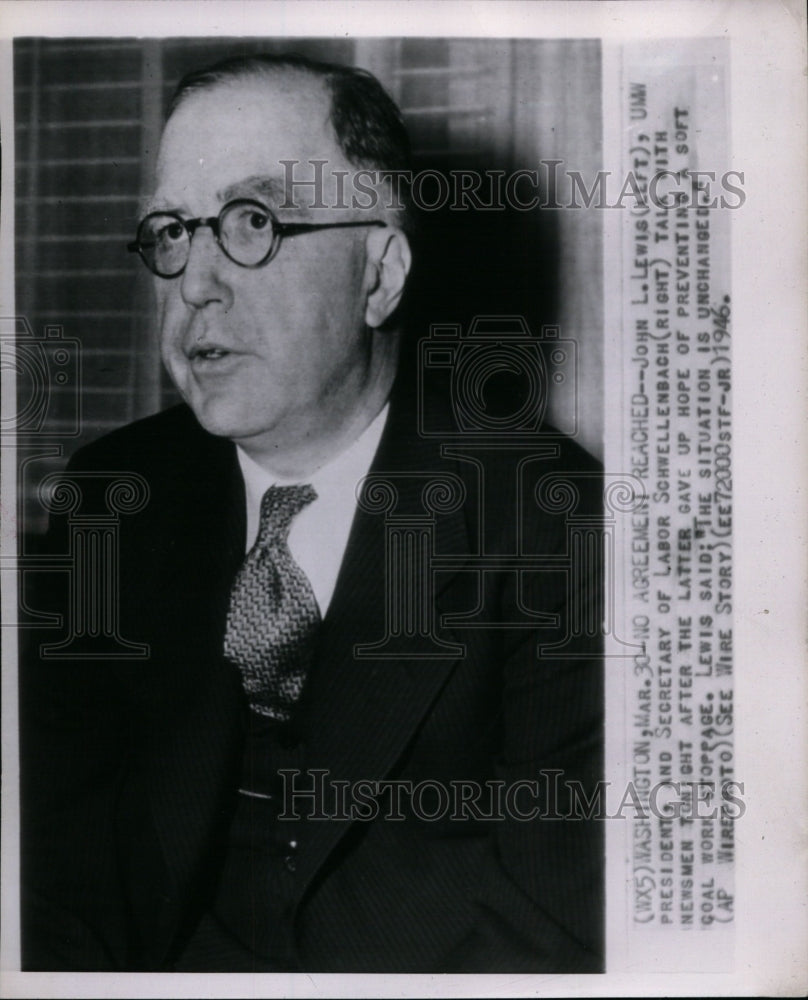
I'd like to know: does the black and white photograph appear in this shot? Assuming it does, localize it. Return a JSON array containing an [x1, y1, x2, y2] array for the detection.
[[1, 1, 805, 996]]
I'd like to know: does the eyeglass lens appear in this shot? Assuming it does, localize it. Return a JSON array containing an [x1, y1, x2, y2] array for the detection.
[[137, 202, 275, 276]]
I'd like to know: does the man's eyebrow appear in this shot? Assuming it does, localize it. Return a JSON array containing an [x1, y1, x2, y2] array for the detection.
[[217, 175, 288, 206], [138, 194, 163, 217]]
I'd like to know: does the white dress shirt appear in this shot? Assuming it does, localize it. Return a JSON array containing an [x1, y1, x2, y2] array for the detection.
[[235, 404, 389, 617]]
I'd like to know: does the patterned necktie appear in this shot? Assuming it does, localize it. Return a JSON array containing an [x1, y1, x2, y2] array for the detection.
[[224, 484, 320, 722]]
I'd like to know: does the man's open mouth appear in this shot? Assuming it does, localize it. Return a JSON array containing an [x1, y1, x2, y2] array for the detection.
[[192, 347, 232, 360]]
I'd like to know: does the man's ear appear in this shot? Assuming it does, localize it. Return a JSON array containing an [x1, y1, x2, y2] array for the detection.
[[363, 226, 412, 329]]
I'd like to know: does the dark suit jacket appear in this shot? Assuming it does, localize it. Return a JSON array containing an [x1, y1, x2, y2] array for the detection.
[[20, 371, 604, 973]]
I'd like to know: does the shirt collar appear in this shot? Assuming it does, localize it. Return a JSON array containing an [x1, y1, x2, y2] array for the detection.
[[236, 403, 390, 545]]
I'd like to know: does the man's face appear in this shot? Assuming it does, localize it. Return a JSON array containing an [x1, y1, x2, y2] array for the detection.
[[150, 74, 378, 460]]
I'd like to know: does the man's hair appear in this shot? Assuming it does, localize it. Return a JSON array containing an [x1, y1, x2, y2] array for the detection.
[[168, 53, 413, 227]]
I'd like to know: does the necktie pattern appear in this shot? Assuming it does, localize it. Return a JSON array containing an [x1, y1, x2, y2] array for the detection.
[[224, 484, 320, 721]]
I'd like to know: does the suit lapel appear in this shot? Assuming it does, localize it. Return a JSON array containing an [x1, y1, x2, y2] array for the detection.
[[296, 380, 472, 894]]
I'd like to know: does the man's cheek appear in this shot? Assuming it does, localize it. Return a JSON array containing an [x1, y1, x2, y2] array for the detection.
[[155, 298, 182, 346], [154, 293, 170, 333]]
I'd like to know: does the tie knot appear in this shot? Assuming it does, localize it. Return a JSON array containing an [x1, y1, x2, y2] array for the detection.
[[256, 483, 317, 548]]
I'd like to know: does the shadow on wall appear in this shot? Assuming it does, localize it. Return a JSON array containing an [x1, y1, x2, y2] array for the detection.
[[400, 155, 561, 416]]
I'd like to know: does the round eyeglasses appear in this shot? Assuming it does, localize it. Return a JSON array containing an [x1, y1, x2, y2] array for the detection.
[[127, 198, 386, 278]]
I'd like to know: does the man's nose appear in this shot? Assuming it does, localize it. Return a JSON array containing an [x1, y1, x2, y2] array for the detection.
[[180, 226, 233, 310]]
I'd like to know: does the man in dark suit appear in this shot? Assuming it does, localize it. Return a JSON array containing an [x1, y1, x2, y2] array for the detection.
[[21, 53, 604, 973]]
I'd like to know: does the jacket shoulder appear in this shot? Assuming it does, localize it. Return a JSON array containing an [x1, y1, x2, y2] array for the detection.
[[67, 405, 227, 475]]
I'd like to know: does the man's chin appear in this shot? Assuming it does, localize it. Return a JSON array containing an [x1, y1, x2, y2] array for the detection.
[[187, 398, 271, 444]]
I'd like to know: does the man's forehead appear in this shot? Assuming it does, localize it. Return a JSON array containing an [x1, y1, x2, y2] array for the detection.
[[148, 73, 343, 212], [162, 72, 333, 150]]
